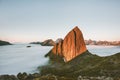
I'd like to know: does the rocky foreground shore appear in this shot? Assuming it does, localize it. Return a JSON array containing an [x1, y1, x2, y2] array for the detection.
[[0, 72, 117, 80]]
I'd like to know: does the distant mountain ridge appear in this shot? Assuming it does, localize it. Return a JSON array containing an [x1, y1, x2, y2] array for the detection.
[[30, 39, 120, 46], [30, 39, 55, 46], [30, 38, 63, 46], [40, 39, 55, 46], [85, 39, 120, 46]]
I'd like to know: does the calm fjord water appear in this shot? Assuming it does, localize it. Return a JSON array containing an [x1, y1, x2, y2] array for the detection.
[[0, 44, 120, 75], [0, 44, 52, 75]]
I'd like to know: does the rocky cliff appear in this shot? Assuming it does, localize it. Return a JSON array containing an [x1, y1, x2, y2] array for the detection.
[[46, 26, 87, 62]]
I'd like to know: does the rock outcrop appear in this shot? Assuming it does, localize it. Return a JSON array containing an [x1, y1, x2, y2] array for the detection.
[[40, 39, 55, 46], [0, 75, 18, 80], [47, 26, 87, 62]]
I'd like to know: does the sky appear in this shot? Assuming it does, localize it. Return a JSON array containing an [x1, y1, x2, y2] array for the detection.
[[0, 0, 120, 43]]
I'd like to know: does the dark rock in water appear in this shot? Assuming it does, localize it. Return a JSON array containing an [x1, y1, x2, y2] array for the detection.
[[46, 26, 87, 62], [0, 40, 12, 46], [26, 46, 31, 48], [40, 39, 55, 46], [0, 75, 18, 80]]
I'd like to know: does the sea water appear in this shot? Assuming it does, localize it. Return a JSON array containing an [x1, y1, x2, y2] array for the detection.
[[0, 44, 52, 75], [87, 45, 120, 56], [0, 44, 120, 75]]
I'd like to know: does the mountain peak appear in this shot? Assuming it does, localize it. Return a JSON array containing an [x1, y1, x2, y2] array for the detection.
[[62, 26, 87, 61], [47, 26, 87, 62], [73, 26, 79, 29]]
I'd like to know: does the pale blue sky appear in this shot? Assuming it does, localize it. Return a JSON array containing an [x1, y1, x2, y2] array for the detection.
[[0, 0, 120, 42]]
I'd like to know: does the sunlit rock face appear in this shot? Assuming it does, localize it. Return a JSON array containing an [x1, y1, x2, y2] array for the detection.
[[51, 26, 87, 62]]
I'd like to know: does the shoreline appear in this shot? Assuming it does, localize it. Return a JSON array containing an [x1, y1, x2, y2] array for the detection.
[[0, 72, 118, 80]]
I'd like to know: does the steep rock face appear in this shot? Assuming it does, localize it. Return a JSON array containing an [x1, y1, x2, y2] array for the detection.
[[62, 26, 87, 61], [49, 26, 87, 62], [52, 40, 63, 57]]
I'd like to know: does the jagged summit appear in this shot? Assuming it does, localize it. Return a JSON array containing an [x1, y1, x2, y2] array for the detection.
[[47, 26, 87, 62]]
